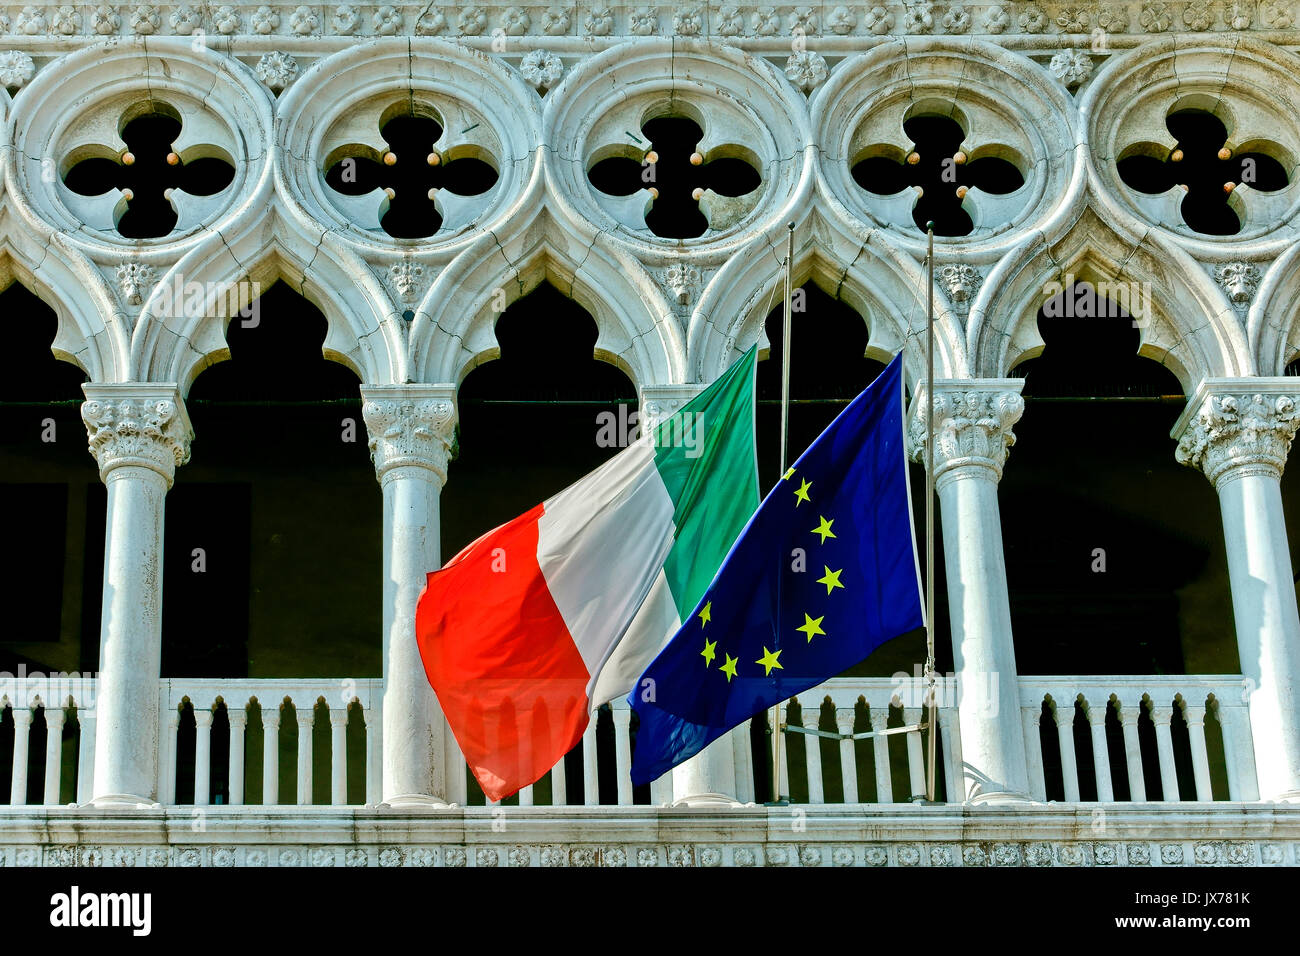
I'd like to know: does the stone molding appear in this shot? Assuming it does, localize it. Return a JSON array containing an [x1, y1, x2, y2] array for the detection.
[[1173, 378, 1300, 488], [80, 383, 192, 485], [640, 383, 705, 432], [0, 2, 1296, 43], [360, 384, 458, 484], [0, 804, 1295, 867], [908, 380, 1025, 486]]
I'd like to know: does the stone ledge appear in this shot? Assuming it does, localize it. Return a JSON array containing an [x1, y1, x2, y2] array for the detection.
[[1, 804, 1296, 866]]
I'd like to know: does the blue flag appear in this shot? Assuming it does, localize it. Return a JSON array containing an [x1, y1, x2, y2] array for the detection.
[[628, 354, 923, 785]]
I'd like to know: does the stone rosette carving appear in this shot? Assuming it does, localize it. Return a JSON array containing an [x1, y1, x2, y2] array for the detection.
[[520, 49, 564, 91], [785, 50, 829, 93], [361, 390, 458, 482], [81, 389, 193, 483], [1050, 48, 1094, 87], [1175, 388, 1300, 486], [0, 51, 35, 88], [909, 384, 1026, 485], [256, 51, 299, 91], [1213, 261, 1262, 313]]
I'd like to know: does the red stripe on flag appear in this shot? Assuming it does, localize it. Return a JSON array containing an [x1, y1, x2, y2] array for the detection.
[[416, 503, 591, 802]]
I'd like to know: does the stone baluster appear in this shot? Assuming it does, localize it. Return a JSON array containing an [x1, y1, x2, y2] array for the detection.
[[262, 707, 280, 806], [10, 708, 32, 805], [904, 706, 926, 801], [1053, 699, 1081, 802], [43, 706, 66, 806], [1021, 706, 1046, 800], [361, 386, 457, 806], [193, 707, 212, 807], [870, 708, 893, 803], [228, 706, 246, 806], [81, 385, 191, 805], [612, 705, 633, 805], [1174, 382, 1300, 801], [296, 705, 314, 805], [1085, 699, 1114, 802], [835, 709, 859, 803], [582, 717, 600, 806], [330, 709, 349, 806], [1117, 702, 1147, 801], [909, 381, 1031, 803], [1182, 702, 1214, 802], [76, 708, 96, 805], [1150, 704, 1180, 800]]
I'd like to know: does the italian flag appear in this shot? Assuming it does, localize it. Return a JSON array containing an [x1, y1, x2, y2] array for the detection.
[[416, 349, 759, 801]]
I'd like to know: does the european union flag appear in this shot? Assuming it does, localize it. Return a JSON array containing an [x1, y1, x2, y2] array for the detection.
[[629, 354, 923, 784]]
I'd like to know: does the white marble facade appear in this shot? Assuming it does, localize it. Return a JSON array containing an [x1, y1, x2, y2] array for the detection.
[[1, 3, 1300, 863]]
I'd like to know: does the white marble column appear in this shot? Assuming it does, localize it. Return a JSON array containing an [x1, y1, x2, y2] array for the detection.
[[361, 386, 457, 806], [641, 384, 744, 806], [909, 380, 1031, 803], [1175, 380, 1300, 801], [81, 385, 191, 806]]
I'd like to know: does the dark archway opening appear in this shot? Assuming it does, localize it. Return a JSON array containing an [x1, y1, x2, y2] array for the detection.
[[0, 283, 99, 675], [1003, 282, 1234, 675], [173, 281, 377, 679]]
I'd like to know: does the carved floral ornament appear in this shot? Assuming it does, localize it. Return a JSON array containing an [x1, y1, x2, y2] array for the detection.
[[80, 395, 193, 481], [0, 1, 1297, 38], [908, 387, 1025, 483], [361, 396, 457, 481], [1175, 390, 1300, 486]]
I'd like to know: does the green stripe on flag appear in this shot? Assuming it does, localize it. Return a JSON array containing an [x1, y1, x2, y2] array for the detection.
[[651, 347, 760, 619]]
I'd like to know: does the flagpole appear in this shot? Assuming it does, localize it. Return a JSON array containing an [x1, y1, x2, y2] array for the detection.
[[924, 221, 938, 804], [771, 220, 795, 804]]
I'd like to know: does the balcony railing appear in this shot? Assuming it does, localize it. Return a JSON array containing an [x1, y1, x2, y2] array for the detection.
[[0, 674, 1257, 808]]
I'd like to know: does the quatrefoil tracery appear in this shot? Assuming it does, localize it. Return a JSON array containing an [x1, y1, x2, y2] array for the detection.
[[586, 116, 762, 239], [1117, 110, 1290, 237], [62, 109, 236, 239], [851, 114, 1026, 237], [323, 112, 498, 239]]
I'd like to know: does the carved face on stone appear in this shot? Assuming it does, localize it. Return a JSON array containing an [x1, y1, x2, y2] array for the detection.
[[1213, 262, 1261, 310]]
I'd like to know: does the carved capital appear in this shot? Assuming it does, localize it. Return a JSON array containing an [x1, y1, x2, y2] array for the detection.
[[80, 384, 192, 486], [360, 385, 458, 484], [1173, 379, 1300, 488], [908, 380, 1025, 486], [640, 383, 703, 433]]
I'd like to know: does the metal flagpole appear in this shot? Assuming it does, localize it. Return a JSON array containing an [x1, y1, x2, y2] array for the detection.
[[924, 221, 938, 803], [771, 220, 795, 804]]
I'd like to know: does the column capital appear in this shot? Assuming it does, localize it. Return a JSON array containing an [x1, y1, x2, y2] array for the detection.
[[1173, 378, 1300, 488], [192, 708, 213, 729], [833, 710, 855, 735], [360, 384, 458, 485], [907, 379, 1025, 487], [226, 708, 247, 730], [80, 383, 192, 486], [11, 707, 32, 727], [1083, 699, 1109, 727], [640, 383, 704, 432]]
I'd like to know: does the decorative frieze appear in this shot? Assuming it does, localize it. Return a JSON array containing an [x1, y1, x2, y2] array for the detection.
[[908, 381, 1026, 485], [1174, 381, 1300, 486], [360, 386, 457, 483], [80, 385, 193, 484]]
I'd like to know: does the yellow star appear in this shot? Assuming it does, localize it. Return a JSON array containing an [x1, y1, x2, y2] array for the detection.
[[719, 653, 738, 683], [796, 613, 826, 642], [782, 466, 795, 481], [756, 646, 784, 676], [811, 515, 836, 544], [699, 601, 712, 626], [818, 566, 845, 595], [793, 478, 811, 506], [700, 637, 717, 667]]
